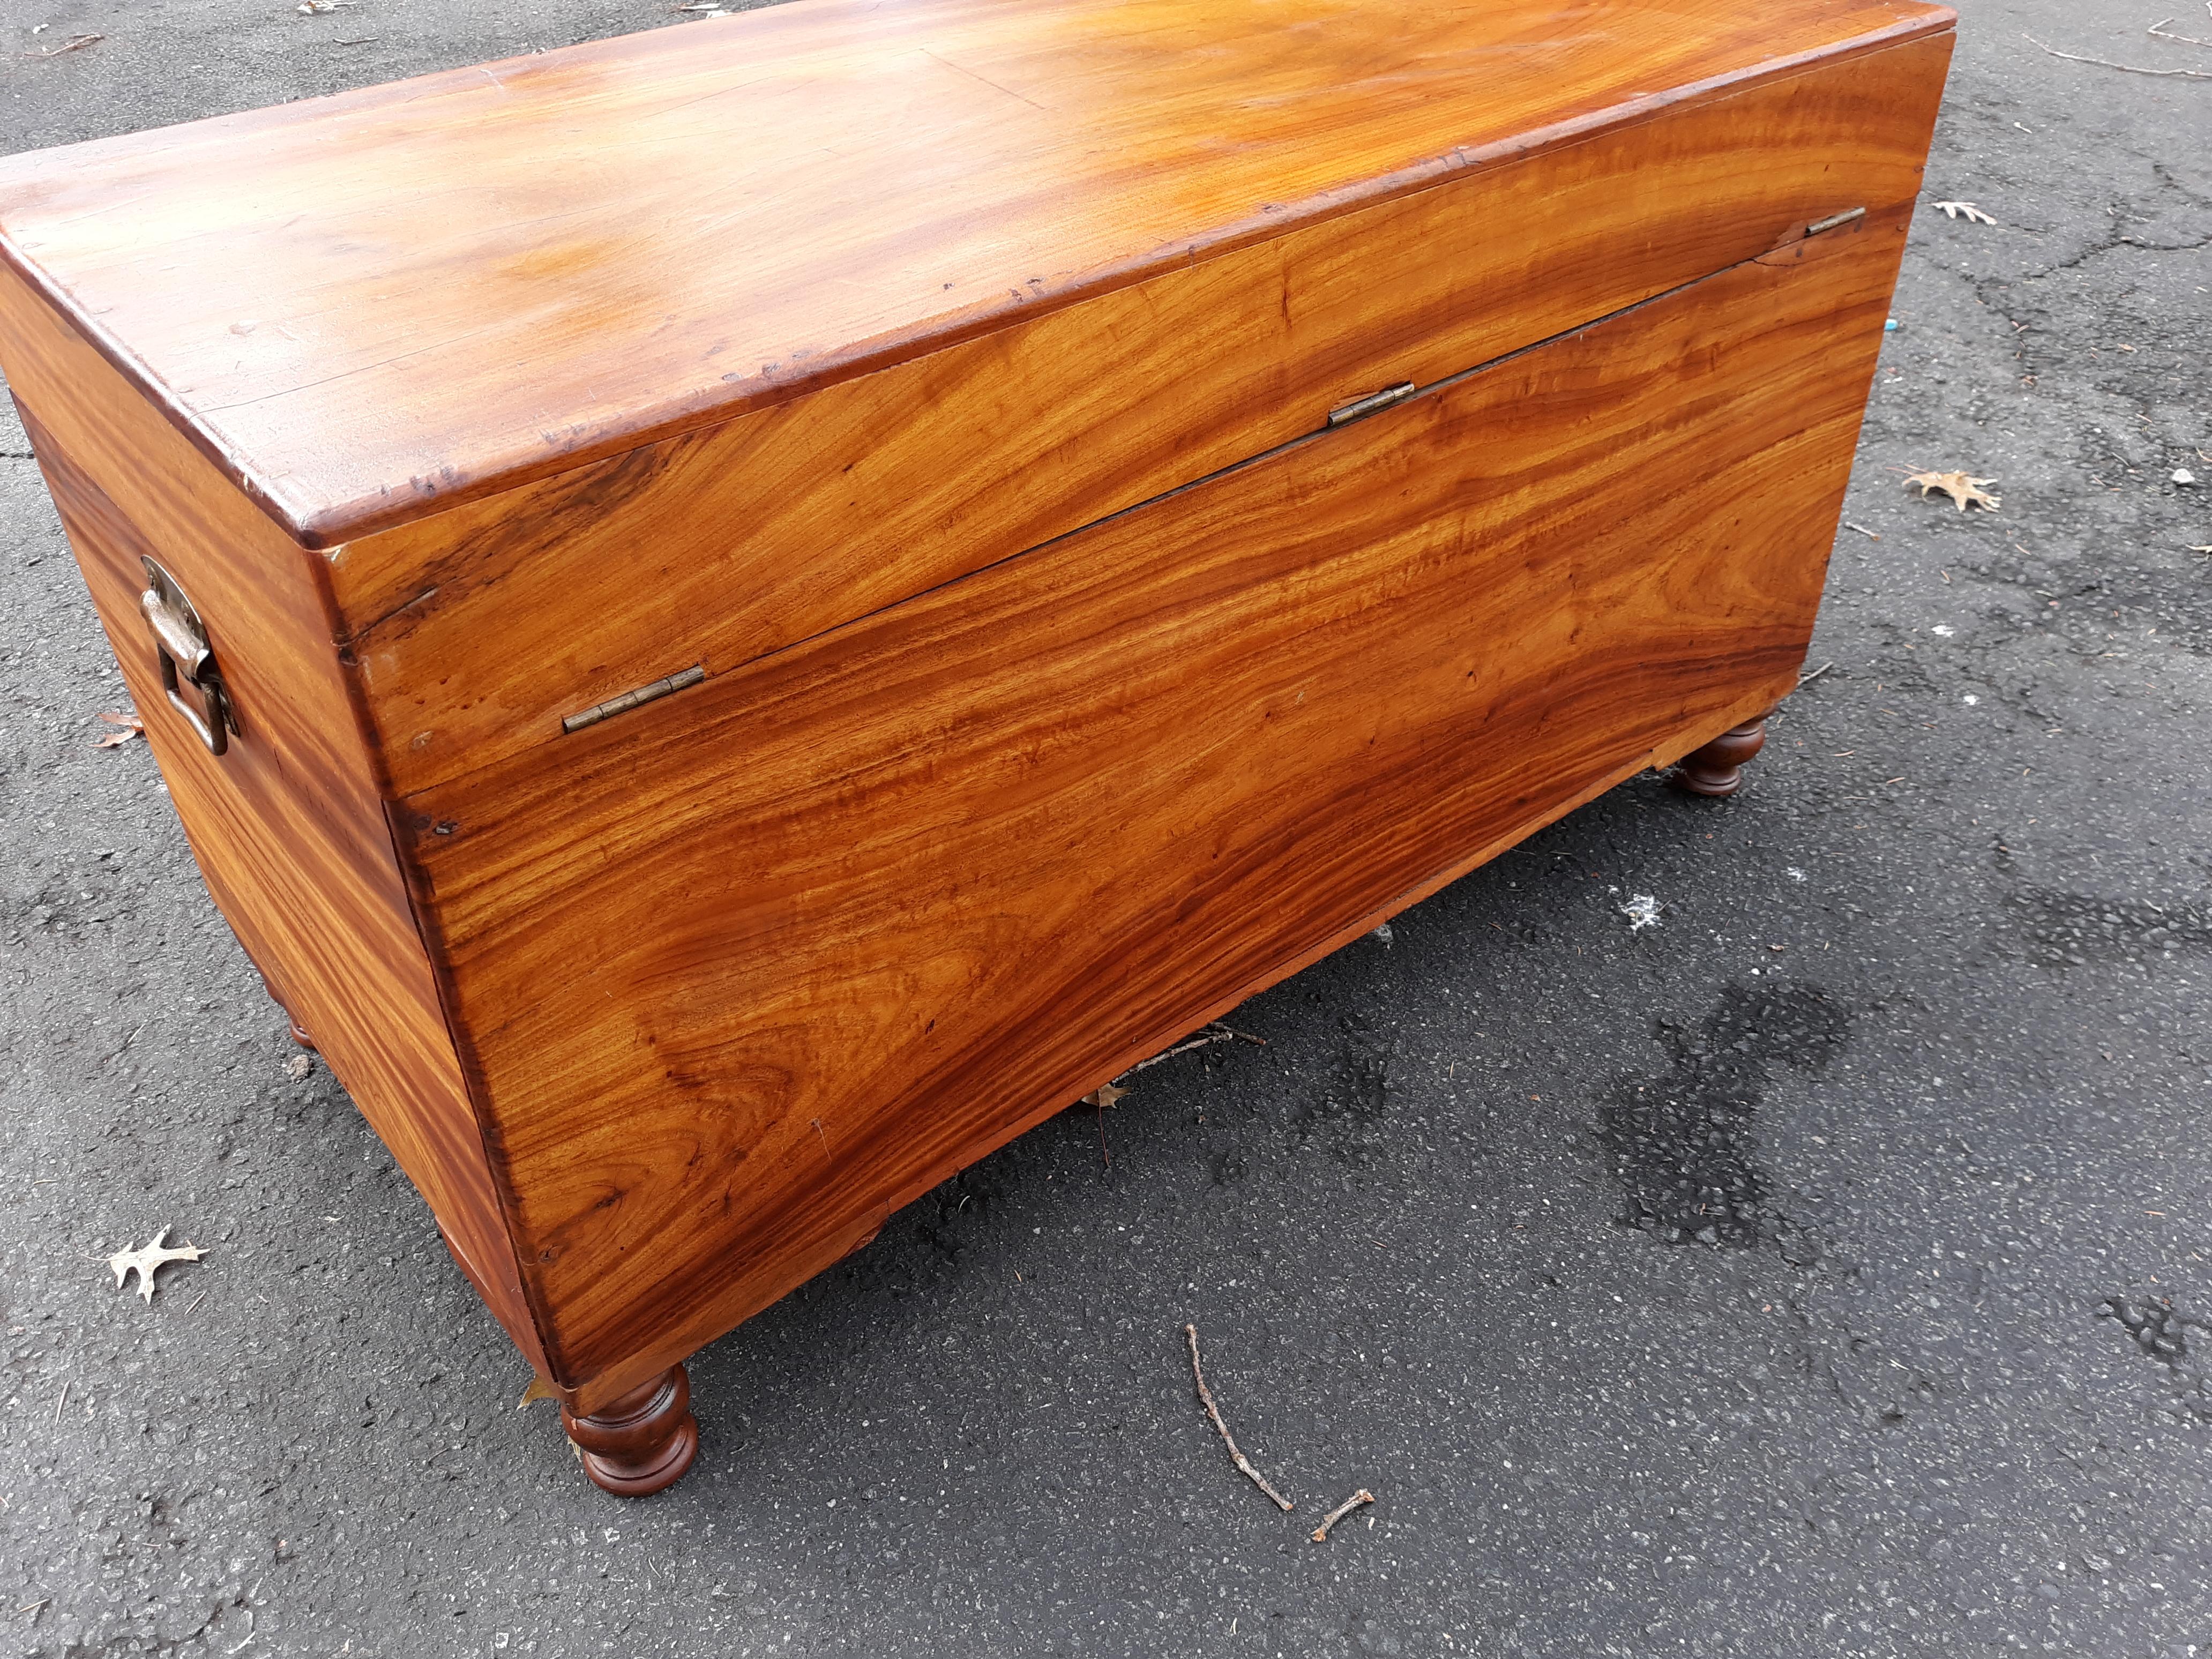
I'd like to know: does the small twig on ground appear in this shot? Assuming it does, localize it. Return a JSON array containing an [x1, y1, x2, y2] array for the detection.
[[1842, 522, 1881, 540], [1125, 1023, 1267, 1077], [2024, 34, 2212, 77], [2148, 17, 2212, 47], [1083, 1026, 1263, 1164], [21, 33, 102, 57], [1183, 1324, 1294, 1512], [1311, 1488, 1375, 1541], [51, 1382, 68, 1425], [1797, 661, 1835, 689]]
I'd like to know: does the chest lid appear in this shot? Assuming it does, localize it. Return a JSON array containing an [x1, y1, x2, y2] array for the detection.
[[0, 0, 1950, 550]]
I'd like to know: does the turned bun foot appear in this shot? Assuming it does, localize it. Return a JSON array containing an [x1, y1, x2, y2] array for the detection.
[[561, 1364, 699, 1496], [254, 969, 316, 1050], [1672, 715, 1769, 798]]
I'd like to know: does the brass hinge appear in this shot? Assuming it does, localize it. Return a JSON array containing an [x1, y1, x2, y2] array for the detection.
[[1757, 205, 1870, 268], [1326, 381, 1418, 428], [561, 664, 706, 734], [138, 557, 237, 756]]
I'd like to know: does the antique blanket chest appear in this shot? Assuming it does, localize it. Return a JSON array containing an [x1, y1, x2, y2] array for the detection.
[[0, 0, 1953, 1493]]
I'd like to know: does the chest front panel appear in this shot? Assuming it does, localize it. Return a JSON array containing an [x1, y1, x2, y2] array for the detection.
[[402, 220, 1902, 1380]]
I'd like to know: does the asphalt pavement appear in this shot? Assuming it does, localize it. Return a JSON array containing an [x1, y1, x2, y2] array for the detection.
[[2, 0, 2208, 1654]]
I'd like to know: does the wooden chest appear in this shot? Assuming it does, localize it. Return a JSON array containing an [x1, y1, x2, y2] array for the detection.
[[0, 0, 1952, 1493]]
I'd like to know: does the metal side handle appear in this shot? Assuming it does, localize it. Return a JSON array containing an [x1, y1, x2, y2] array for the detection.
[[138, 556, 237, 756]]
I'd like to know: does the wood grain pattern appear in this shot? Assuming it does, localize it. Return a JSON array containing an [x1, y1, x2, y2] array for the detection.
[[399, 222, 1904, 1400], [0, 0, 1951, 544], [340, 33, 1953, 798], [0, 0, 1953, 1432], [0, 264, 550, 1382]]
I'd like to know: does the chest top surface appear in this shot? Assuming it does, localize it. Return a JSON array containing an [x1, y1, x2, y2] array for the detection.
[[0, 0, 1951, 546]]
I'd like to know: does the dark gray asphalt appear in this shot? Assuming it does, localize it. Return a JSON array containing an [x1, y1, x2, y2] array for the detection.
[[3, 1, 2209, 1654]]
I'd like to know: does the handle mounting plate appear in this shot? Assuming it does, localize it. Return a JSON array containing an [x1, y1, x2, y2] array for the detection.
[[138, 556, 237, 756]]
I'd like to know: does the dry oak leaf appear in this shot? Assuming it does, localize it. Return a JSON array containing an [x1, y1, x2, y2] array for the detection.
[[1905, 470, 2001, 512], [93, 711, 144, 749], [1084, 1080, 1129, 1111], [107, 1228, 204, 1303], [1933, 200, 1997, 224]]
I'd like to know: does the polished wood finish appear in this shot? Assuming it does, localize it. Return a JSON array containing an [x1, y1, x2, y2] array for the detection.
[[1673, 717, 1774, 797], [338, 34, 1953, 798], [403, 225, 1904, 1394], [0, 0, 1953, 1470], [0, 267, 550, 1386], [560, 1364, 699, 1497], [0, 0, 1948, 547]]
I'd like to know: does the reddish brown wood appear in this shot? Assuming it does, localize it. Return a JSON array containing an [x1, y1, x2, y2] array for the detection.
[[1672, 716, 1772, 797], [0, 0, 1954, 547], [0, 269, 552, 1389], [559, 1364, 698, 1497], [403, 233, 1899, 1393], [337, 36, 1955, 799], [0, 0, 1954, 1468]]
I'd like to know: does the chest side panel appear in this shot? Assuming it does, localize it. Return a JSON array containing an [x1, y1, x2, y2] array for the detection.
[[401, 215, 1907, 1393], [344, 32, 1950, 799], [0, 267, 547, 1378]]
